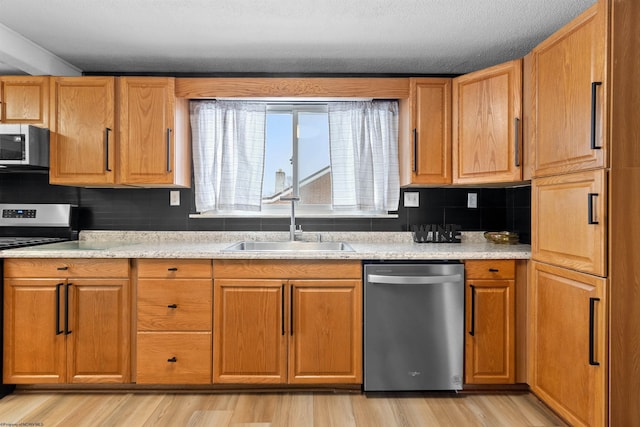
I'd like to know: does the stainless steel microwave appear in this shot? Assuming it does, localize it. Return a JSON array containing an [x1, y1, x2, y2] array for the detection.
[[0, 124, 49, 169]]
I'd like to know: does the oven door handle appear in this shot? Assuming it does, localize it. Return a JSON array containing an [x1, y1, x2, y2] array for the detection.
[[367, 274, 462, 285]]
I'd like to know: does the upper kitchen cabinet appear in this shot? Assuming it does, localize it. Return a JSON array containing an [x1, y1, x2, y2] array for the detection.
[[452, 59, 523, 184], [119, 77, 190, 187], [531, 2, 606, 177], [50, 76, 190, 187], [400, 78, 452, 185], [0, 76, 50, 127], [49, 76, 117, 186]]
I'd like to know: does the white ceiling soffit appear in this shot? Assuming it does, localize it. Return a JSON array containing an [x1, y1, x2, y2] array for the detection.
[[0, 24, 81, 76], [0, 0, 596, 76]]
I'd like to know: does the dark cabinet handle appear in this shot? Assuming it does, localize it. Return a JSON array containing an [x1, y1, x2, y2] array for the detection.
[[167, 267, 178, 271], [55, 283, 64, 335], [469, 284, 476, 336], [489, 268, 499, 273], [514, 117, 521, 167], [166, 128, 172, 172], [589, 297, 601, 366], [57, 266, 68, 271], [64, 283, 72, 335], [590, 82, 602, 150], [412, 128, 418, 172], [167, 304, 178, 309], [167, 357, 177, 363], [290, 285, 294, 336], [588, 193, 599, 224], [281, 284, 285, 336], [105, 127, 112, 171]]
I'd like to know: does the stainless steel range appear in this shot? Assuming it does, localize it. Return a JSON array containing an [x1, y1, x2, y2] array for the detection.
[[0, 203, 77, 249], [0, 203, 77, 398]]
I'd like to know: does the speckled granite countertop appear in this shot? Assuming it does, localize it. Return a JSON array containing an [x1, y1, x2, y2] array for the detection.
[[0, 231, 531, 260]]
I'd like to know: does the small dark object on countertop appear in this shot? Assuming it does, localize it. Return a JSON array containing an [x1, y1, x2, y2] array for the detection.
[[412, 224, 462, 243]]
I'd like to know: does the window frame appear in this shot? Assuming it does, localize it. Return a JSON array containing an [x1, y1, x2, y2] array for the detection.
[[190, 100, 399, 219]]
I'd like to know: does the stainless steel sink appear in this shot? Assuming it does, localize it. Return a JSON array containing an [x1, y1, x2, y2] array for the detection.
[[222, 241, 354, 252]]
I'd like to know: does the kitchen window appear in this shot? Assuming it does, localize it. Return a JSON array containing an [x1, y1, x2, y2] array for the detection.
[[190, 99, 399, 217]]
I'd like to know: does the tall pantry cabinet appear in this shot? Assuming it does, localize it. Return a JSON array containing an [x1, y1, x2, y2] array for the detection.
[[529, 0, 640, 426]]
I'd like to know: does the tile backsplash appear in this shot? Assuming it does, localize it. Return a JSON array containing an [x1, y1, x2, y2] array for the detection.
[[0, 173, 531, 243]]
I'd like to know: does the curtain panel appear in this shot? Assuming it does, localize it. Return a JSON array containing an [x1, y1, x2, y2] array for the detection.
[[190, 101, 267, 212], [328, 101, 400, 212]]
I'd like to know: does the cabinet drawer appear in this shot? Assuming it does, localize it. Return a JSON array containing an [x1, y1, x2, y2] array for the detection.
[[465, 260, 515, 279], [3, 258, 129, 278], [136, 332, 212, 384], [138, 279, 212, 331], [137, 259, 212, 279]]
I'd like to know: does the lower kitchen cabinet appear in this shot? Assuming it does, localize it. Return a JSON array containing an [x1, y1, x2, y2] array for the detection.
[[529, 261, 606, 427], [135, 259, 213, 384], [3, 259, 130, 384], [464, 260, 516, 384], [213, 260, 362, 385]]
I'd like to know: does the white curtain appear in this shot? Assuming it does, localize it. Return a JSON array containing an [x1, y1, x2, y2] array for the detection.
[[190, 101, 266, 212], [328, 101, 400, 212]]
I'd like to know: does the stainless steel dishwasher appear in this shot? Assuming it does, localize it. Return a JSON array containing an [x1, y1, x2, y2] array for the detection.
[[364, 262, 464, 391]]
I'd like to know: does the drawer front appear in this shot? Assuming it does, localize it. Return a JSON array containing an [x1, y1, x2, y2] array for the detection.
[[138, 279, 212, 331], [214, 259, 361, 279], [136, 332, 212, 384], [137, 259, 212, 279], [3, 258, 129, 278], [465, 260, 515, 279], [532, 170, 607, 276]]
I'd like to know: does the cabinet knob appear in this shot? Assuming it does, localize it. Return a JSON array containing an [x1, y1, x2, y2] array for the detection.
[[167, 304, 178, 309], [167, 267, 178, 271], [167, 357, 177, 363], [489, 268, 499, 272], [57, 266, 69, 271]]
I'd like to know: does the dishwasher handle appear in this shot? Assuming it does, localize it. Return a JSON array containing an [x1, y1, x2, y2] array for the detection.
[[367, 273, 462, 285]]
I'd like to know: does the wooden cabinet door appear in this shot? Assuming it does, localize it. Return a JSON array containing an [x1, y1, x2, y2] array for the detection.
[[403, 78, 452, 185], [0, 76, 49, 126], [453, 59, 523, 184], [3, 279, 66, 384], [288, 280, 362, 384], [119, 77, 178, 185], [213, 279, 286, 384], [532, 169, 607, 276], [49, 77, 116, 185], [465, 279, 515, 384], [529, 261, 606, 427], [532, 3, 606, 177], [66, 279, 130, 383]]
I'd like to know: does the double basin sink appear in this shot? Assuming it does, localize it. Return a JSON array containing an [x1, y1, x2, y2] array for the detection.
[[223, 240, 354, 252]]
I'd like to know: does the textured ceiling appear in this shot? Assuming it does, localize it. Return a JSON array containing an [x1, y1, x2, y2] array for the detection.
[[0, 0, 596, 75]]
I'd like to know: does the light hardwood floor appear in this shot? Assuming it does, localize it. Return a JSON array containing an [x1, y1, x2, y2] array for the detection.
[[0, 391, 567, 427]]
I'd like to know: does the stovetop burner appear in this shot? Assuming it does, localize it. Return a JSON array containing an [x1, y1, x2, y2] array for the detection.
[[0, 237, 68, 250]]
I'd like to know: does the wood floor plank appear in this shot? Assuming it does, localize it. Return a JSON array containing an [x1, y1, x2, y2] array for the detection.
[[0, 391, 568, 427], [187, 409, 233, 427], [388, 395, 443, 427], [98, 394, 165, 426], [270, 392, 313, 427], [144, 394, 226, 426], [0, 393, 52, 423], [351, 394, 400, 427], [229, 393, 278, 424], [313, 393, 357, 427]]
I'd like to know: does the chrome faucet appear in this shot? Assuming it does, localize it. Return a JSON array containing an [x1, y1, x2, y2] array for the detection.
[[281, 196, 302, 241]]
